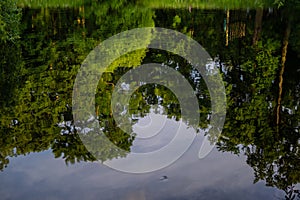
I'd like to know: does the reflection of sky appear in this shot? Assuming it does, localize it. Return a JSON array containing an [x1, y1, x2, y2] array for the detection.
[[0, 135, 284, 200], [131, 111, 179, 153], [0, 112, 284, 200]]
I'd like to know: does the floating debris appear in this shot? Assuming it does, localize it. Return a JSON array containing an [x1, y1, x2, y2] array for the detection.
[[159, 175, 168, 182]]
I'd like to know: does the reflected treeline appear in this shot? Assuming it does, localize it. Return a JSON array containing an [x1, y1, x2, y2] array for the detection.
[[0, 0, 155, 169], [16, 0, 286, 9], [0, 1, 300, 199], [216, 8, 300, 200], [153, 6, 300, 198]]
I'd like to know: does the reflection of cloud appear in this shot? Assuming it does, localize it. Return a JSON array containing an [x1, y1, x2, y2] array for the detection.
[[131, 109, 196, 152], [0, 144, 284, 199], [132, 110, 169, 140], [121, 82, 130, 91]]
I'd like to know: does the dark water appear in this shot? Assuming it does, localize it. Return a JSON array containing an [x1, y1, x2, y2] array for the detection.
[[0, 0, 300, 199]]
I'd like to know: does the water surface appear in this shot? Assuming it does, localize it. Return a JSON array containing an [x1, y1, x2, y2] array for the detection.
[[0, 0, 300, 199]]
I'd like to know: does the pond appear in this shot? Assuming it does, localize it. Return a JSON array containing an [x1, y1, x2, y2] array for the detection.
[[0, 0, 300, 199]]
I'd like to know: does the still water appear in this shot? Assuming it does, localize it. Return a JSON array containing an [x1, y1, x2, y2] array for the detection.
[[0, 0, 300, 199]]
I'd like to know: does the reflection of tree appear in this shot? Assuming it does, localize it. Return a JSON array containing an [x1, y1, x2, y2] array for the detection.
[[0, 0, 22, 105], [0, 2, 155, 170], [253, 8, 263, 46], [144, 48, 213, 128], [16, 0, 277, 9], [276, 10, 291, 126], [215, 8, 300, 199], [146, 5, 300, 199], [0, 0, 21, 42], [142, 0, 274, 9], [0, 0, 23, 170]]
